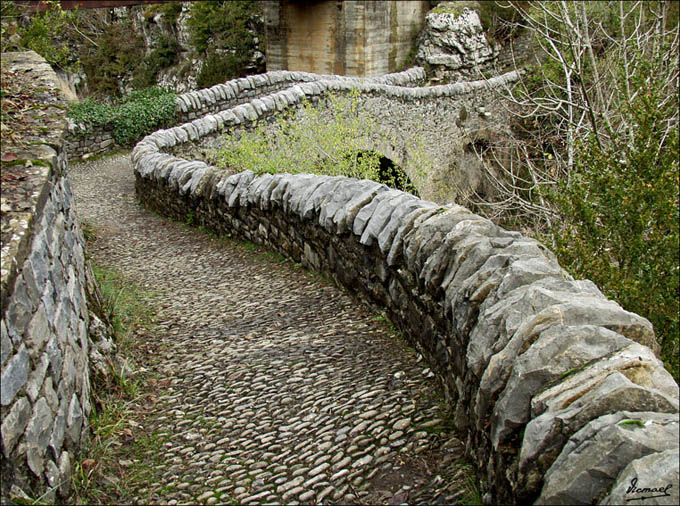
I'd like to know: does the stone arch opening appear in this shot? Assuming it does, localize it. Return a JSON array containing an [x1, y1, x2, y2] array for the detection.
[[351, 150, 418, 195]]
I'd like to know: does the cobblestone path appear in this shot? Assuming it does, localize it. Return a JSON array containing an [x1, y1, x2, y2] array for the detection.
[[69, 153, 472, 505]]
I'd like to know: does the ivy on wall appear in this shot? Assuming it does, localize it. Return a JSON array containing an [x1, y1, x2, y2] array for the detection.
[[68, 86, 177, 146]]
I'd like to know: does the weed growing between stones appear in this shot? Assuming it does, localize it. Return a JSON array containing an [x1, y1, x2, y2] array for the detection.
[[72, 225, 166, 504], [616, 419, 645, 428]]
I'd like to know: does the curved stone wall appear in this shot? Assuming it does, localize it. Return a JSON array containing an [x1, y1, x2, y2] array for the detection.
[[133, 68, 521, 203], [65, 67, 426, 160], [1, 52, 96, 504], [131, 72, 679, 505]]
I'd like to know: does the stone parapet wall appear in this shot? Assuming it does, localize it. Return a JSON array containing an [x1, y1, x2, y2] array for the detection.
[[64, 67, 426, 160], [131, 86, 679, 504], [1, 51, 94, 504], [65, 126, 117, 160], [137, 68, 521, 204], [174, 67, 426, 121]]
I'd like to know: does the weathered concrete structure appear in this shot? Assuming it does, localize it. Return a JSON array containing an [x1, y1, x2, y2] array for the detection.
[[263, 0, 429, 77]]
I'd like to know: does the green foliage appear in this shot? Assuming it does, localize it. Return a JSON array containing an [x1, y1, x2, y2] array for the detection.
[[68, 87, 177, 146], [132, 34, 182, 89], [543, 51, 679, 381], [196, 50, 246, 89], [80, 21, 144, 98], [476, 1, 528, 43], [187, 0, 257, 53], [142, 1, 182, 26], [187, 0, 261, 86], [93, 264, 157, 344], [213, 92, 422, 194], [11, 1, 81, 71]]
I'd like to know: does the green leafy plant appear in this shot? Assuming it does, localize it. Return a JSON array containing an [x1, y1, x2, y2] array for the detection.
[[142, 1, 182, 26], [132, 34, 182, 90], [79, 21, 145, 98], [13, 1, 81, 71], [213, 91, 425, 194], [469, 1, 679, 382], [68, 86, 177, 146], [187, 0, 262, 86], [541, 41, 679, 382]]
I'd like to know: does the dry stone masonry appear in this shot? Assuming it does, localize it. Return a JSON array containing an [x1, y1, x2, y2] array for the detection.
[[136, 66, 521, 205], [132, 70, 679, 504], [0, 52, 113, 503], [65, 67, 426, 160]]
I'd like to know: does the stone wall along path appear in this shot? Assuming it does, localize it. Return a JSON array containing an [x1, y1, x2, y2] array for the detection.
[[68, 152, 476, 505]]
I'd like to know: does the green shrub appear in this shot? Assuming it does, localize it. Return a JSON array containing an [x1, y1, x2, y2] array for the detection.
[[68, 87, 177, 146], [10, 1, 82, 71], [213, 91, 424, 194], [80, 21, 144, 98], [133, 34, 182, 89], [142, 1, 182, 26], [187, 0, 258, 54], [187, 0, 261, 85], [476, 1, 528, 44], [196, 50, 246, 89], [543, 52, 679, 381]]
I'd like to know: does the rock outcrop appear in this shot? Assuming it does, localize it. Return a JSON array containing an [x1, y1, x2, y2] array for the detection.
[[416, 2, 499, 82]]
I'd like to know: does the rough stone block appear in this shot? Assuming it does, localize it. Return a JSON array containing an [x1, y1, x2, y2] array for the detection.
[[25, 397, 53, 476], [317, 179, 362, 232], [601, 448, 679, 505], [26, 352, 49, 403], [491, 325, 631, 448], [360, 192, 414, 248], [1, 319, 12, 367], [48, 403, 66, 461], [301, 177, 345, 219], [386, 206, 439, 267], [58, 450, 71, 497], [287, 175, 330, 216], [280, 174, 319, 214], [537, 411, 679, 505], [1, 396, 31, 457], [352, 189, 402, 237], [333, 181, 387, 235], [1, 344, 29, 406], [227, 171, 256, 208], [475, 297, 659, 430], [65, 393, 83, 447], [402, 206, 473, 274], [377, 198, 428, 255]]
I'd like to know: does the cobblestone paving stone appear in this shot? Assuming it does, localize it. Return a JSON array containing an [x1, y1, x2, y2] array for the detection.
[[69, 153, 473, 505]]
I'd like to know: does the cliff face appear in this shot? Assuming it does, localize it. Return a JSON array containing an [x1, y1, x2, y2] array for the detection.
[[2, 1, 265, 100]]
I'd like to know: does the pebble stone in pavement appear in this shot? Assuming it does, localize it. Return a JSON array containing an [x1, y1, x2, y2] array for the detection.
[[68, 152, 474, 505]]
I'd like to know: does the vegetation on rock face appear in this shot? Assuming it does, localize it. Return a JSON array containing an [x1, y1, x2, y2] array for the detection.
[[81, 21, 145, 99], [68, 87, 177, 146], [187, 0, 263, 88], [1, 1, 81, 71], [213, 92, 424, 195], [1, 1, 264, 99], [131, 33, 182, 90]]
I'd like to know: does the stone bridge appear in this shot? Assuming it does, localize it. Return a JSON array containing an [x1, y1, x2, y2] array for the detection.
[[68, 66, 521, 205], [2, 51, 679, 505]]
